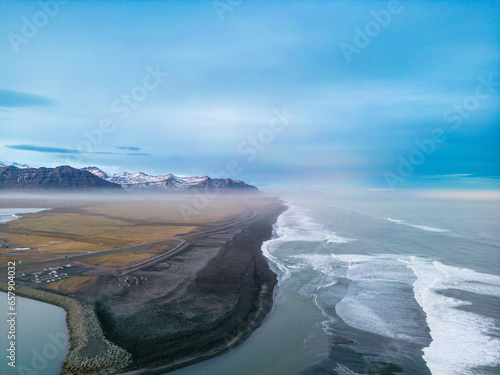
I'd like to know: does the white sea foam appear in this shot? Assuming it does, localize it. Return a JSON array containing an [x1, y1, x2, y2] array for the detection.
[[292, 251, 500, 374], [261, 202, 354, 282], [0, 208, 49, 224], [334, 363, 363, 375], [261, 234, 292, 282], [403, 257, 500, 375], [293, 253, 427, 343], [0, 214, 21, 224], [388, 218, 448, 232], [335, 295, 394, 338], [274, 204, 354, 244]]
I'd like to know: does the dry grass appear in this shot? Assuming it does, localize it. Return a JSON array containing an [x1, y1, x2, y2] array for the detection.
[[78, 252, 156, 267], [82, 199, 247, 224], [1, 210, 196, 256], [145, 240, 179, 254], [0, 232, 69, 249], [36, 241, 113, 253], [0, 256, 42, 267], [0, 197, 260, 270], [46, 276, 97, 293], [77, 240, 177, 268], [0, 232, 129, 253], [100, 225, 196, 242], [6, 213, 131, 237]]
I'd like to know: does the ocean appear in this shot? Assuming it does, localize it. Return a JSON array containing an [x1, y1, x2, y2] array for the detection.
[[0, 208, 48, 224], [171, 191, 500, 375]]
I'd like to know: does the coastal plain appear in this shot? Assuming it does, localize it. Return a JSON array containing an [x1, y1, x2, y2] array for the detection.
[[0, 194, 285, 374]]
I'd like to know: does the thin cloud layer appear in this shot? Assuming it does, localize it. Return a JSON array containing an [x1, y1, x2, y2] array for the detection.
[[0, 90, 54, 108], [5, 145, 150, 157]]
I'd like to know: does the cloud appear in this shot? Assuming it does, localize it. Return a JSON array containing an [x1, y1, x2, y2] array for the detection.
[[0, 90, 55, 108], [6, 145, 79, 154], [91, 151, 122, 155], [117, 146, 141, 151], [410, 174, 500, 190], [5, 144, 151, 156]]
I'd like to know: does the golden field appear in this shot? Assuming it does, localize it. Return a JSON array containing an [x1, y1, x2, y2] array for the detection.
[[46, 276, 98, 293], [0, 195, 264, 269]]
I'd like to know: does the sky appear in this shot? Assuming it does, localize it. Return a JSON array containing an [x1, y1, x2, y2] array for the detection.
[[0, 0, 499, 189]]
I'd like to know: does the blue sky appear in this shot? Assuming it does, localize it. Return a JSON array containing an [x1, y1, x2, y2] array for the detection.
[[0, 0, 499, 189]]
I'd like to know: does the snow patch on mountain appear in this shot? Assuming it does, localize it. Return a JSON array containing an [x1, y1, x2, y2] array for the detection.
[[82, 167, 258, 193], [0, 161, 31, 169]]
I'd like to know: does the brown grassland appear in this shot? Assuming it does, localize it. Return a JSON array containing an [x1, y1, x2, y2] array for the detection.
[[0, 195, 260, 271], [46, 276, 98, 293]]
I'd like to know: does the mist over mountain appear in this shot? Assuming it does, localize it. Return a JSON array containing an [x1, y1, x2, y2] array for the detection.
[[83, 166, 259, 193], [0, 161, 31, 169], [0, 163, 258, 193]]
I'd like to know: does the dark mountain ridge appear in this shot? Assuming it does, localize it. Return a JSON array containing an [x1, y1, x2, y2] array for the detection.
[[0, 165, 123, 191]]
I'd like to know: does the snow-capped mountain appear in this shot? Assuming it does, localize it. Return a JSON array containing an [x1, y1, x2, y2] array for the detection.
[[0, 161, 31, 169], [82, 167, 259, 193]]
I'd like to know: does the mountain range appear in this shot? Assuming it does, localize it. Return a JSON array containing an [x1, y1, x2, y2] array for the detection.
[[82, 166, 258, 193], [0, 161, 30, 169], [0, 165, 122, 191], [0, 163, 258, 193]]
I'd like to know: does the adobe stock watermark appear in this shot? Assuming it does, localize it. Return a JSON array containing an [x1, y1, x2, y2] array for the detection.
[[178, 107, 295, 223], [385, 73, 499, 189], [7, 0, 68, 54], [442, 74, 498, 130], [339, 0, 403, 64], [65, 65, 168, 165], [14, 330, 68, 375], [213, 0, 243, 22]]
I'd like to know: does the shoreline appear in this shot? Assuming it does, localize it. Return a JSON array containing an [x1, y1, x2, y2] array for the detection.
[[0, 283, 132, 374], [1, 199, 286, 375]]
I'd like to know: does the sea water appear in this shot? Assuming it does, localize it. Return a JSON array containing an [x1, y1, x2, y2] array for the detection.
[[0, 208, 48, 225], [0, 293, 70, 375], [171, 191, 500, 375], [0, 207, 70, 375]]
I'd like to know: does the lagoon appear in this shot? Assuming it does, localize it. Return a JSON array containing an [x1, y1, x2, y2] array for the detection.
[[0, 291, 70, 375]]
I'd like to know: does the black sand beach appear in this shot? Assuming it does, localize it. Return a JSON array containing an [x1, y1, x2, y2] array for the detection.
[[96, 201, 286, 374]]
